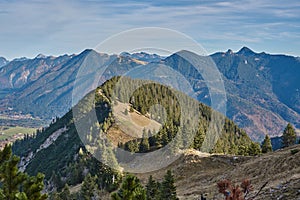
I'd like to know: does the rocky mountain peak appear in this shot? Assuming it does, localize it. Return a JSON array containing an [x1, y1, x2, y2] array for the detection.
[[237, 46, 256, 56]]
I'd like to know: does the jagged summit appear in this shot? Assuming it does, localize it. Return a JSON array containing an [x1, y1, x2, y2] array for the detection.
[[0, 56, 8, 67], [12, 57, 28, 62], [226, 49, 234, 55], [120, 51, 163, 62], [78, 49, 111, 58], [237, 46, 256, 56], [79, 48, 97, 56], [35, 54, 47, 59], [120, 52, 131, 57]]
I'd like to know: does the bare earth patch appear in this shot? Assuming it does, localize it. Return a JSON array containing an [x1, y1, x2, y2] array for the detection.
[[112, 101, 161, 138]]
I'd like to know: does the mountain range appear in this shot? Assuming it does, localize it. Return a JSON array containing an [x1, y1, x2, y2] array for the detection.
[[11, 76, 300, 199], [0, 47, 300, 141]]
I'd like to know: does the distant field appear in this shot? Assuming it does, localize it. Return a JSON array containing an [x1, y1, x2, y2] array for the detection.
[[0, 117, 45, 127], [0, 126, 36, 140]]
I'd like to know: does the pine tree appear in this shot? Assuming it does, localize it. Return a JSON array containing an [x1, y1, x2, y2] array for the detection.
[[0, 154, 26, 200], [129, 106, 134, 113], [160, 170, 178, 200], [59, 184, 71, 200], [170, 127, 183, 153], [192, 126, 205, 150], [126, 140, 140, 153], [48, 192, 61, 200], [80, 173, 98, 200], [161, 128, 169, 146], [111, 174, 146, 200], [182, 124, 192, 148], [261, 134, 273, 153], [50, 171, 64, 190], [148, 130, 156, 147], [140, 129, 150, 152], [154, 129, 163, 147], [146, 175, 159, 200], [282, 123, 297, 148], [23, 173, 48, 200], [248, 142, 262, 156], [0, 145, 47, 200], [124, 108, 129, 115], [100, 140, 120, 170]]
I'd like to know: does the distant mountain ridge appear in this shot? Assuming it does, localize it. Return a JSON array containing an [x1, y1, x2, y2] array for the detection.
[[211, 47, 300, 140], [120, 52, 163, 63], [0, 50, 147, 122], [0, 48, 299, 141]]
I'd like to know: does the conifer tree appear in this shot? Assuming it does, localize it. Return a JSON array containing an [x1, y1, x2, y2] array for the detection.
[[261, 134, 273, 153], [146, 175, 159, 200], [140, 129, 150, 152], [0, 153, 26, 200], [23, 173, 48, 200], [126, 140, 140, 153], [161, 128, 169, 146], [59, 184, 71, 200], [160, 170, 178, 200], [148, 130, 156, 147], [192, 126, 205, 150], [282, 123, 297, 148], [48, 192, 61, 200], [124, 108, 129, 115], [100, 140, 119, 170], [170, 127, 183, 153], [0, 145, 47, 200], [248, 142, 262, 156], [111, 174, 146, 200], [80, 173, 98, 200]]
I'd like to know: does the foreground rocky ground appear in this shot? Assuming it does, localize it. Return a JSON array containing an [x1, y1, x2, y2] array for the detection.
[[136, 145, 300, 200]]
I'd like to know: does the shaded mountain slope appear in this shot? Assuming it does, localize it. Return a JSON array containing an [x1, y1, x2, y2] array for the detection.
[[0, 50, 145, 124], [163, 47, 300, 140]]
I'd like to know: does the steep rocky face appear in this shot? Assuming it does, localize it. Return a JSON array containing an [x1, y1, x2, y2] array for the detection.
[[164, 48, 300, 140], [0, 55, 71, 89], [0, 50, 144, 122]]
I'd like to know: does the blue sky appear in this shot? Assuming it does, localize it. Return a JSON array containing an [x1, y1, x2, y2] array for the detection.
[[0, 0, 299, 59]]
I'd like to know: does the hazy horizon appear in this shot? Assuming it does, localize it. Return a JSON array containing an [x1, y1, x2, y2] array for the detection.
[[0, 0, 299, 60]]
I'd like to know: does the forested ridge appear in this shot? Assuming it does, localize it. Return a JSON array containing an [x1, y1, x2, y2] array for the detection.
[[11, 76, 262, 198]]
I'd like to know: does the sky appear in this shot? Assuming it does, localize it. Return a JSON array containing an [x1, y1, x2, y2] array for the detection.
[[0, 0, 299, 60]]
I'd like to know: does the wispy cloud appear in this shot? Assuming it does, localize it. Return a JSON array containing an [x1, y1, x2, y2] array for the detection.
[[0, 0, 299, 59]]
